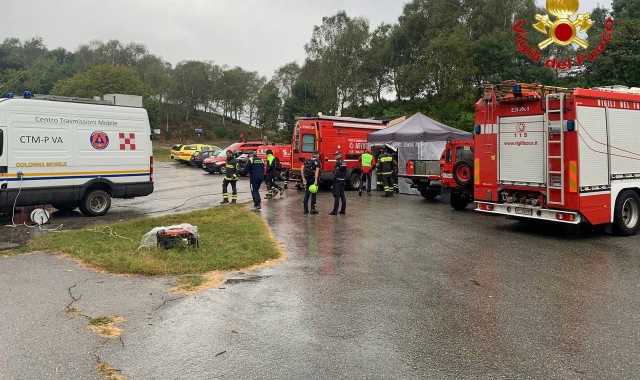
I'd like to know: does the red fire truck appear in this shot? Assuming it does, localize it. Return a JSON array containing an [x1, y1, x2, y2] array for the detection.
[[289, 115, 390, 190], [401, 139, 475, 210], [474, 81, 640, 236]]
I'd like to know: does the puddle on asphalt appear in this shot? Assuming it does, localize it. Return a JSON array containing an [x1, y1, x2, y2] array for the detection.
[[224, 275, 267, 284]]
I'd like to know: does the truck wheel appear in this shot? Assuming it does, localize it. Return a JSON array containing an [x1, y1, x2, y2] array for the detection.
[[79, 189, 111, 217], [613, 190, 640, 236], [450, 193, 470, 210], [278, 171, 287, 181], [52, 203, 78, 213], [348, 173, 361, 191], [419, 187, 438, 200], [453, 161, 473, 187]]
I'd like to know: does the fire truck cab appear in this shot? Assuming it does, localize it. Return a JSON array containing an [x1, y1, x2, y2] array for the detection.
[[289, 115, 389, 190], [474, 81, 640, 236]]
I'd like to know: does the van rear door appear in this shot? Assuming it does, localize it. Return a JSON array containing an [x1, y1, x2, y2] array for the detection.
[[0, 126, 7, 206]]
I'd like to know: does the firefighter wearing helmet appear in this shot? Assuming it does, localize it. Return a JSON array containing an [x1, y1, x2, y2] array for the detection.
[[376, 147, 395, 197], [220, 149, 240, 204]]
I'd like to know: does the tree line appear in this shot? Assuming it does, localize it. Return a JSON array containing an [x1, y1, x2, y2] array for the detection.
[[0, 0, 638, 140]]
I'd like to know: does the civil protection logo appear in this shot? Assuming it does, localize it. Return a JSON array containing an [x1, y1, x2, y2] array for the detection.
[[90, 131, 109, 150], [513, 0, 614, 70]]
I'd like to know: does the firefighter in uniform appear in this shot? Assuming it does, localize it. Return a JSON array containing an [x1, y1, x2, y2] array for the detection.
[[359, 149, 375, 196], [376, 148, 394, 197], [302, 150, 322, 214], [220, 150, 240, 204], [265, 149, 284, 199], [241, 151, 265, 211], [330, 151, 347, 215], [392, 150, 399, 193]]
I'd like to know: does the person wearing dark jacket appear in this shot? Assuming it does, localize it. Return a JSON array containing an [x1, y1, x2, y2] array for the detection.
[[220, 150, 240, 204], [376, 148, 394, 197], [242, 152, 265, 211], [264, 149, 284, 199], [329, 151, 348, 215], [302, 150, 322, 214]]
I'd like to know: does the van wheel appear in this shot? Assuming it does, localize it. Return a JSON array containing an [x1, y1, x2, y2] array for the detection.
[[613, 190, 640, 236], [79, 189, 111, 217], [348, 173, 361, 191], [52, 203, 78, 213]]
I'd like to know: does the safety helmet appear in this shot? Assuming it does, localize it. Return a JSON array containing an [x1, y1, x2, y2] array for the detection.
[[309, 184, 318, 194], [266, 149, 273, 155]]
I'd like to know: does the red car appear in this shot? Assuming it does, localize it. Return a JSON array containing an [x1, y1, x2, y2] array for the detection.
[[202, 151, 251, 175]]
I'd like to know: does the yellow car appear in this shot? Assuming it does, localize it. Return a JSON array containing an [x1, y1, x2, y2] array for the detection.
[[172, 144, 221, 163], [170, 144, 184, 161]]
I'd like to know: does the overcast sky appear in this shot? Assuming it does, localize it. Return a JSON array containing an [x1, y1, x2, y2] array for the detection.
[[1, 0, 609, 79]]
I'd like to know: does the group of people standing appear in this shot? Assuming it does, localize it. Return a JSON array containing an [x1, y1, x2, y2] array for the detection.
[[219, 145, 398, 214], [219, 149, 285, 211]]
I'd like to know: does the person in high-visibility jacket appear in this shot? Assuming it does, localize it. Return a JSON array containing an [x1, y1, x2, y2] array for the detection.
[[220, 150, 240, 204], [265, 149, 284, 199], [376, 148, 394, 197], [359, 149, 376, 196]]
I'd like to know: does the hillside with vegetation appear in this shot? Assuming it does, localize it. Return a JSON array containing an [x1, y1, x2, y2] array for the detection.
[[0, 0, 637, 140]]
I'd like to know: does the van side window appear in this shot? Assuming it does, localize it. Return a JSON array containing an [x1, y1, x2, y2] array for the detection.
[[302, 135, 315, 153]]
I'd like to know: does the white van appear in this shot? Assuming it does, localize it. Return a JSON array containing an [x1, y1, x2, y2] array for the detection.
[[0, 93, 154, 216]]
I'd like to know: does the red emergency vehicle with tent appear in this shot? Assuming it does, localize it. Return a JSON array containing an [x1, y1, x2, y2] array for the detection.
[[289, 114, 392, 190], [473, 81, 640, 236]]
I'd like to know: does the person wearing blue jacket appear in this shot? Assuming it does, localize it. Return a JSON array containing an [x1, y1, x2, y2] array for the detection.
[[241, 152, 265, 211]]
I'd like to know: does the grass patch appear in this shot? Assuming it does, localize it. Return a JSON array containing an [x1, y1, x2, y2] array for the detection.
[[152, 144, 172, 162], [23, 205, 281, 275], [97, 362, 127, 380], [65, 307, 82, 316], [176, 274, 205, 291], [90, 316, 115, 326], [89, 316, 124, 338]]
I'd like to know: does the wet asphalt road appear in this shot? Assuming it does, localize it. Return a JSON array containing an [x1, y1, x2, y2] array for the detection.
[[2, 162, 640, 379]]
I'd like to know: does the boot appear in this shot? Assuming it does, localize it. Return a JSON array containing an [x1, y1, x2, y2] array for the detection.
[[220, 199, 229, 204], [304, 207, 309, 214], [339, 209, 346, 215], [329, 210, 337, 215], [359, 190, 362, 197], [231, 200, 236, 204], [310, 209, 319, 215]]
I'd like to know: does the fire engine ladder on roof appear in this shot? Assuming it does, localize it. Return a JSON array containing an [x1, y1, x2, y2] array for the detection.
[[546, 93, 565, 206]]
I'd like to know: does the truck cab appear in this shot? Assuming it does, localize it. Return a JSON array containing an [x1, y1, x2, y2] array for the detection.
[[289, 115, 389, 190], [440, 139, 474, 210], [400, 139, 474, 209]]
